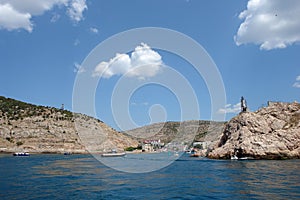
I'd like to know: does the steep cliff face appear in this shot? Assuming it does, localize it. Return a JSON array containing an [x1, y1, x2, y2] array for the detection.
[[0, 96, 138, 153], [208, 102, 300, 159]]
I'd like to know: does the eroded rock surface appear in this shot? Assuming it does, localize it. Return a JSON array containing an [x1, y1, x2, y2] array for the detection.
[[208, 102, 300, 159]]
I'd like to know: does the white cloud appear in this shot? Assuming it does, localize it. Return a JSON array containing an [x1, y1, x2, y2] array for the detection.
[[73, 62, 86, 73], [0, 0, 68, 15], [93, 53, 131, 78], [0, 0, 87, 32], [0, 3, 33, 32], [218, 103, 241, 114], [293, 82, 300, 88], [92, 43, 164, 80], [90, 27, 99, 34], [67, 0, 87, 22], [235, 0, 300, 50], [293, 75, 300, 88]]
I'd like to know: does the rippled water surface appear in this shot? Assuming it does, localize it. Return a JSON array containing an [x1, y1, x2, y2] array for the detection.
[[1, 154, 299, 199]]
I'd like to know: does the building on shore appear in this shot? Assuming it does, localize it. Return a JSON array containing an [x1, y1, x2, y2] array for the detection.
[[142, 139, 164, 152]]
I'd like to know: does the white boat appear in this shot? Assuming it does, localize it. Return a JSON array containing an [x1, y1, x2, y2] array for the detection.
[[101, 150, 126, 157], [13, 152, 30, 156], [231, 155, 254, 160], [185, 150, 191, 154], [231, 155, 238, 160]]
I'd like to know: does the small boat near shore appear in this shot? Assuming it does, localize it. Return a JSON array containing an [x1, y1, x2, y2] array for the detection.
[[13, 152, 30, 156], [231, 155, 254, 160], [101, 150, 126, 157]]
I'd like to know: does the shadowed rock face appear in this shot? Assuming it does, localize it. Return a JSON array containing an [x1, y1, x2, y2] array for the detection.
[[208, 102, 300, 159]]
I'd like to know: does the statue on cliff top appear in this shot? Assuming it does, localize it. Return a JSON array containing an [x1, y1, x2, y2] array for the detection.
[[241, 96, 247, 112]]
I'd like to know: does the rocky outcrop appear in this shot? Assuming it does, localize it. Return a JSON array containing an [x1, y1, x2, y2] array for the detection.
[[0, 96, 138, 153], [208, 102, 300, 159]]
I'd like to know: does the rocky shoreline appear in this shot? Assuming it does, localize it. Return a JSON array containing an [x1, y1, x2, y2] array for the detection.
[[1, 96, 299, 159], [207, 102, 300, 159]]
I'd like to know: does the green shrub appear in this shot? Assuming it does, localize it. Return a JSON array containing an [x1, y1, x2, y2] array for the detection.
[[16, 141, 23, 146], [124, 146, 136, 151]]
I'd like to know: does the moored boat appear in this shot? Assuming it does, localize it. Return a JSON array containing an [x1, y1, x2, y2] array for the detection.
[[13, 152, 30, 156], [101, 152, 126, 157], [101, 149, 126, 157], [231, 155, 254, 160]]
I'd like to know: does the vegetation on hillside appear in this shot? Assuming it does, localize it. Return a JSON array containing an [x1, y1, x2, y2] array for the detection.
[[0, 96, 73, 121]]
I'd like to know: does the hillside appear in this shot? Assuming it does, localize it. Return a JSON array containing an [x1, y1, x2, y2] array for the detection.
[[0, 96, 138, 153], [124, 120, 225, 146], [208, 102, 300, 159]]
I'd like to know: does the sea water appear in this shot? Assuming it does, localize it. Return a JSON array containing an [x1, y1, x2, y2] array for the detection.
[[0, 153, 299, 199]]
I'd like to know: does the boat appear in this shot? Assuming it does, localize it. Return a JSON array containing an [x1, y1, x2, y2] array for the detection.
[[64, 152, 72, 155], [185, 150, 191, 154], [231, 155, 238, 160], [101, 149, 126, 157], [13, 152, 30, 156], [231, 155, 254, 160]]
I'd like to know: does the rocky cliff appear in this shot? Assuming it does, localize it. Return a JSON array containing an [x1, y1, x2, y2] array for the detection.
[[208, 102, 300, 159], [0, 96, 138, 153]]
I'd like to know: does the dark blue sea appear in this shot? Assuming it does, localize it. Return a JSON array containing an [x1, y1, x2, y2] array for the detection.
[[1, 153, 299, 199]]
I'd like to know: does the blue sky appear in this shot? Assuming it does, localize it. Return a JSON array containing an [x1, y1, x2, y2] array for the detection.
[[0, 0, 299, 130]]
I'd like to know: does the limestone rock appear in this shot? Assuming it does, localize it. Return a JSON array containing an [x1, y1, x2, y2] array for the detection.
[[0, 96, 138, 153], [208, 102, 300, 159]]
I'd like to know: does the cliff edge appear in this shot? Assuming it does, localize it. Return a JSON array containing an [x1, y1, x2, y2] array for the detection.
[[208, 102, 300, 159]]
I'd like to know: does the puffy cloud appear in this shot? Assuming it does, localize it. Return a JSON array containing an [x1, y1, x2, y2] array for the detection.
[[293, 83, 300, 88], [93, 53, 131, 78], [293, 75, 300, 88], [0, 0, 87, 32], [93, 43, 164, 80], [67, 0, 87, 22], [90, 27, 99, 34], [0, 3, 33, 32], [235, 0, 300, 50], [0, 0, 68, 15], [218, 103, 241, 114]]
